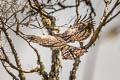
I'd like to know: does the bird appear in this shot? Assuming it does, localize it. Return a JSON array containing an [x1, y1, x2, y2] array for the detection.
[[60, 17, 95, 43], [24, 35, 67, 49], [24, 34, 87, 60], [61, 45, 87, 60]]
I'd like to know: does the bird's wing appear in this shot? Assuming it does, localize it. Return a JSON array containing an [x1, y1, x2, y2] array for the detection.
[[25, 35, 67, 48]]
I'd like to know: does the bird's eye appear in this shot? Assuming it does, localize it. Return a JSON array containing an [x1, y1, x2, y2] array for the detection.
[[30, 36, 35, 40]]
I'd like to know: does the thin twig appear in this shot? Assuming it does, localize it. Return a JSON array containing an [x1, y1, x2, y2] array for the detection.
[[2, 24, 49, 79], [83, 0, 120, 49], [1, 23, 26, 80], [0, 47, 44, 73], [105, 10, 120, 25], [1, 61, 19, 80]]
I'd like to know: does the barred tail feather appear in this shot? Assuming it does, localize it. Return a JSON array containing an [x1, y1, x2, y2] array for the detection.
[[61, 45, 87, 60]]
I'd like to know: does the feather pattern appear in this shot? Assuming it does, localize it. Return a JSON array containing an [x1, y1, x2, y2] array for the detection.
[[24, 35, 87, 60], [61, 17, 95, 43]]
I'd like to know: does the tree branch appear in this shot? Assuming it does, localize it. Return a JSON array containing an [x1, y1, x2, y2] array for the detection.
[[49, 49, 61, 80], [1, 24, 26, 80], [83, 0, 120, 49], [1, 61, 19, 80], [0, 47, 43, 74], [69, 57, 81, 80], [3, 25, 49, 79], [105, 10, 120, 25]]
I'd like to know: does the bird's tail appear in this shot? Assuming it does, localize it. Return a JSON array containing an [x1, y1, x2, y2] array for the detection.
[[61, 45, 87, 60]]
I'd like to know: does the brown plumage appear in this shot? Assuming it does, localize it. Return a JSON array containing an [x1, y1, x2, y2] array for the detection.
[[61, 18, 95, 43], [24, 35, 87, 60], [61, 45, 87, 60], [25, 35, 67, 49]]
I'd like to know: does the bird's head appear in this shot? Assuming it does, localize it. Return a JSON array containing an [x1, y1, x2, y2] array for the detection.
[[25, 35, 37, 42]]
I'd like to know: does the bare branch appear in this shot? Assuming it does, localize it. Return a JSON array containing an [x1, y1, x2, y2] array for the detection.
[[69, 57, 81, 80], [49, 50, 61, 80], [1, 61, 19, 80], [0, 22, 26, 80], [83, 0, 120, 49], [0, 47, 44, 74], [2, 25, 49, 79], [82, 0, 96, 16], [105, 10, 120, 25]]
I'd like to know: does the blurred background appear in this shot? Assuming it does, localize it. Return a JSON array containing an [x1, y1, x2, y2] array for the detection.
[[0, 0, 120, 80]]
